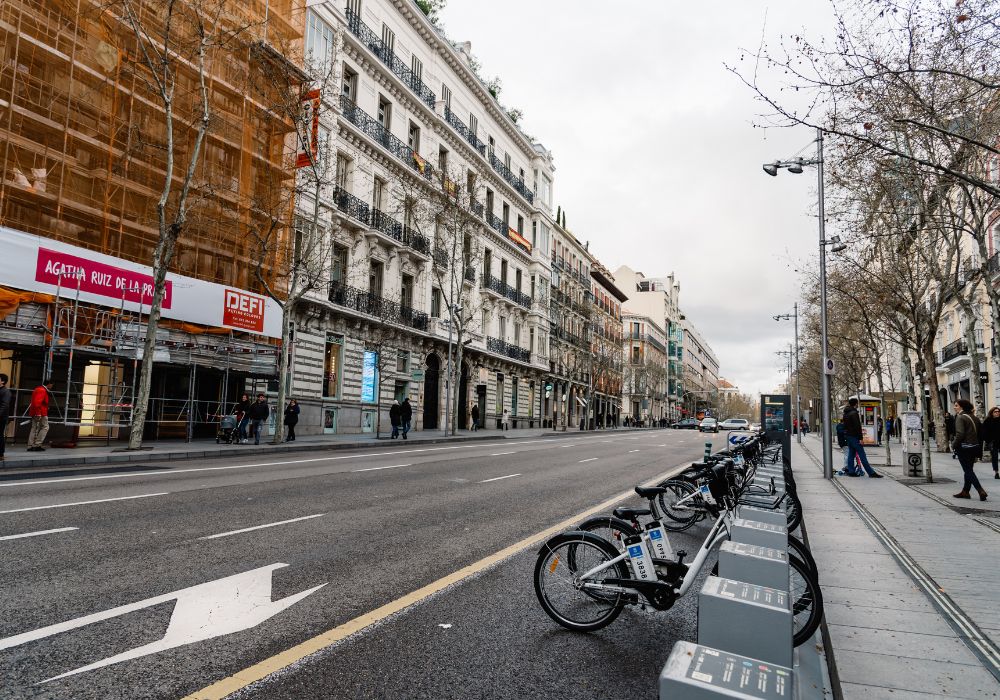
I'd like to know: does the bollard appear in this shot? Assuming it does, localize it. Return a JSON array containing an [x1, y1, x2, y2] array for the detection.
[[736, 504, 787, 527], [705, 442, 713, 462], [698, 577, 793, 667], [731, 517, 788, 551], [659, 641, 794, 699], [718, 540, 789, 591]]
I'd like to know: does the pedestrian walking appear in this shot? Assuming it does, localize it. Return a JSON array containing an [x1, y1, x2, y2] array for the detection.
[[885, 417, 894, 440], [233, 393, 251, 443], [0, 373, 12, 463], [26, 379, 54, 452], [471, 404, 480, 431], [838, 398, 883, 478], [401, 397, 412, 439], [283, 399, 299, 442], [953, 399, 987, 500], [895, 416, 902, 442], [247, 393, 269, 445], [983, 407, 1000, 480], [801, 418, 809, 435], [877, 419, 883, 445], [945, 412, 956, 445], [389, 400, 401, 439], [501, 408, 510, 431]]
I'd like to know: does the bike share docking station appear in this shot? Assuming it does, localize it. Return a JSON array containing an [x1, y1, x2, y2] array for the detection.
[[718, 541, 789, 591], [660, 641, 794, 699]]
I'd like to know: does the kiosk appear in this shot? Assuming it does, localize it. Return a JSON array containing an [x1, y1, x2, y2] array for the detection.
[[849, 394, 882, 446], [760, 394, 791, 468]]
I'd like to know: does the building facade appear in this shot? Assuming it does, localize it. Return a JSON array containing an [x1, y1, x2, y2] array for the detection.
[[288, 0, 556, 435], [590, 262, 627, 427], [622, 313, 669, 423], [681, 317, 720, 417]]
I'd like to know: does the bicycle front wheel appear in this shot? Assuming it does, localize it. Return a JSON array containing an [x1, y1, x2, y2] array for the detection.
[[655, 479, 701, 531], [534, 531, 631, 632], [790, 553, 824, 646]]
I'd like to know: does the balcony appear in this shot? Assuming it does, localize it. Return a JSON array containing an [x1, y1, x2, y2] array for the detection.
[[371, 208, 404, 242], [444, 106, 486, 157], [469, 197, 484, 217], [332, 186, 371, 225], [483, 274, 532, 308], [464, 266, 477, 284], [328, 282, 429, 332], [936, 338, 985, 369], [331, 189, 426, 256], [487, 336, 531, 364], [340, 96, 433, 182], [488, 152, 534, 205], [346, 9, 436, 109], [550, 325, 590, 348], [432, 247, 449, 268]]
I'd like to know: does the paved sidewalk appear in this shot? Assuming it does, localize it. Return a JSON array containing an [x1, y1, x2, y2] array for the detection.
[[794, 437, 1000, 698], [0, 425, 670, 473]]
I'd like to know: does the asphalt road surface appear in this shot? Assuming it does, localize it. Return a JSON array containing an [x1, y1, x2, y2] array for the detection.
[[0, 428, 726, 700]]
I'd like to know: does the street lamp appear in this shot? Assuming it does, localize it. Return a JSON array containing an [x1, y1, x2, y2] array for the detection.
[[763, 128, 833, 479], [774, 303, 802, 444]]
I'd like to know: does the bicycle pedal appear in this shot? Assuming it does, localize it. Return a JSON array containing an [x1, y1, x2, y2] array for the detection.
[[675, 550, 687, 564]]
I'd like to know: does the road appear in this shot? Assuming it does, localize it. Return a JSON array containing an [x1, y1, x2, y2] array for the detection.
[[0, 428, 725, 699]]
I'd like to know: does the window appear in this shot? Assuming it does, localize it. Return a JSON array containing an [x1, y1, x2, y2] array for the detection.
[[408, 122, 420, 152], [411, 55, 423, 82], [540, 175, 552, 206], [501, 259, 508, 285], [469, 113, 478, 136], [431, 288, 442, 318], [369, 261, 384, 296], [381, 24, 395, 54], [519, 167, 525, 182], [441, 84, 451, 108], [632, 345, 641, 363], [377, 96, 392, 131], [529, 327, 535, 353], [346, 0, 361, 15], [401, 274, 414, 310], [482, 310, 490, 335], [342, 65, 358, 101], [486, 189, 495, 218], [483, 248, 492, 278], [515, 269, 522, 293], [373, 176, 386, 211], [488, 135, 495, 156], [540, 222, 550, 253], [505, 153, 512, 171], [323, 334, 344, 398], [530, 275, 535, 300], [502, 202, 510, 226], [306, 11, 335, 72], [331, 244, 348, 285], [516, 215, 524, 234], [336, 153, 350, 190], [514, 322, 521, 346], [532, 221, 537, 248], [499, 316, 507, 339], [438, 145, 448, 173], [396, 351, 409, 373]]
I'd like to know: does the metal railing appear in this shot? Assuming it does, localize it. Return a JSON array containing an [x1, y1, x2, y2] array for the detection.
[[403, 225, 430, 255], [432, 247, 449, 268], [469, 197, 484, 217], [346, 9, 436, 109], [483, 274, 532, 308], [487, 336, 531, 363], [937, 339, 968, 365], [328, 282, 429, 332], [464, 266, 476, 283], [332, 186, 371, 224], [488, 151, 534, 204], [340, 95, 433, 182], [444, 105, 486, 156]]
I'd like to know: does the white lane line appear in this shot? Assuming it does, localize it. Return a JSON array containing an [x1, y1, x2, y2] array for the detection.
[[478, 473, 520, 483], [658, 444, 667, 447], [0, 493, 168, 514], [352, 463, 410, 473], [579, 458, 598, 463], [489, 452, 516, 456], [0, 527, 79, 541], [629, 449, 640, 453], [199, 514, 325, 540]]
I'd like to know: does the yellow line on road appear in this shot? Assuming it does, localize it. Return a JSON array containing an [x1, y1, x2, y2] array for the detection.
[[181, 458, 690, 700]]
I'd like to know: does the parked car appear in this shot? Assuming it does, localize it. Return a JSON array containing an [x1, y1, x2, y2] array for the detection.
[[719, 418, 750, 431], [750, 422, 762, 431], [672, 418, 700, 430], [699, 417, 719, 433]]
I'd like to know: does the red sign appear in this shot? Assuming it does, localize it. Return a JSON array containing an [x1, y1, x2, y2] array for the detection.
[[508, 227, 533, 252], [222, 288, 265, 333], [295, 89, 321, 168], [35, 247, 171, 307]]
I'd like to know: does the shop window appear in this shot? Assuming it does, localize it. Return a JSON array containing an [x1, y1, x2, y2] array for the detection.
[[324, 334, 343, 398]]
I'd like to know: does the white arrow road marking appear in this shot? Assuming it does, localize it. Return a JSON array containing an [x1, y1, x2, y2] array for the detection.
[[0, 563, 325, 684], [0, 493, 168, 514], [478, 473, 520, 483], [198, 514, 326, 540], [0, 527, 78, 541]]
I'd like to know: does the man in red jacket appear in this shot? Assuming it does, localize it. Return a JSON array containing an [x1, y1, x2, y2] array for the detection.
[[27, 379, 54, 452]]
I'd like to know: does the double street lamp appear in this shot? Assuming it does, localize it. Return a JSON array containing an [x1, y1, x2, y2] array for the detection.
[[762, 128, 842, 479], [773, 304, 802, 444]]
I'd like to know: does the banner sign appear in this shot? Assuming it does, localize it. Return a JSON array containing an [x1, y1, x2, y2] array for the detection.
[[361, 350, 378, 403], [295, 89, 321, 169], [2, 226, 281, 338]]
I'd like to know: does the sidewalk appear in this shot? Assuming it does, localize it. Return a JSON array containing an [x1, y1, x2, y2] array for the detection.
[[794, 435, 1000, 698], [0, 425, 668, 474]]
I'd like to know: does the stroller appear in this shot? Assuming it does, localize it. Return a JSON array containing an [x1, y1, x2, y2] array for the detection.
[[216, 414, 239, 444]]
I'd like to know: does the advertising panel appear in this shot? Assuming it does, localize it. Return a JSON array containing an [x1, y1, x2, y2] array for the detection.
[[361, 350, 378, 403]]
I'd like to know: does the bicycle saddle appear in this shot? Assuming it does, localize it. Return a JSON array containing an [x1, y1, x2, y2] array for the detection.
[[613, 507, 651, 520], [635, 485, 668, 499]]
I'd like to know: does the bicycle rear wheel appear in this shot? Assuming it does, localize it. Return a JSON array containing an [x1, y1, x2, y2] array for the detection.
[[534, 531, 631, 632], [790, 553, 823, 646], [787, 534, 818, 582], [655, 479, 701, 531], [785, 492, 803, 532]]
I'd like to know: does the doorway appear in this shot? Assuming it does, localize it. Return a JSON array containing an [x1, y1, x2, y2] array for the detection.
[[423, 353, 440, 430]]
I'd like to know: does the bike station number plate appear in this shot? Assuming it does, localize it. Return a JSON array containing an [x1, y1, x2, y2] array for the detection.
[[722, 541, 787, 563], [715, 578, 788, 609], [660, 641, 794, 699]]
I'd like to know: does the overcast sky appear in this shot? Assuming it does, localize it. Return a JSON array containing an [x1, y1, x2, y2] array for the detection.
[[440, 0, 837, 397]]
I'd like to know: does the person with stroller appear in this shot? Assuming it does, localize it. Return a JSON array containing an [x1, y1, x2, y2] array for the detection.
[[284, 399, 299, 442], [234, 393, 251, 444]]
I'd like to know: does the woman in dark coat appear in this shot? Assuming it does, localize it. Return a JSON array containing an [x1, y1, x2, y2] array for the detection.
[[234, 393, 251, 443], [389, 400, 402, 439], [981, 406, 1000, 480], [953, 399, 987, 501], [284, 399, 300, 442]]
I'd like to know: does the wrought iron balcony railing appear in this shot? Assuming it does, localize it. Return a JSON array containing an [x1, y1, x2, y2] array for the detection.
[[346, 9, 436, 109], [483, 274, 531, 308], [328, 282, 429, 332], [403, 226, 430, 255], [332, 186, 371, 225], [488, 152, 534, 204], [469, 198, 484, 217], [371, 208, 404, 242], [444, 106, 486, 156], [340, 95, 433, 182], [464, 266, 477, 283], [432, 247, 449, 268], [487, 336, 531, 363]]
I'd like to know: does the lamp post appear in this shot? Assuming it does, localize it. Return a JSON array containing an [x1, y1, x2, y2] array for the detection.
[[774, 303, 802, 444], [763, 128, 843, 479]]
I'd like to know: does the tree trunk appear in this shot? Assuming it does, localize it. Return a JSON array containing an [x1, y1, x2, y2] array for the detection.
[[962, 314, 986, 418], [452, 333, 465, 436], [272, 300, 292, 445]]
